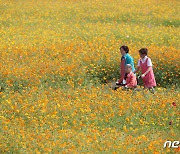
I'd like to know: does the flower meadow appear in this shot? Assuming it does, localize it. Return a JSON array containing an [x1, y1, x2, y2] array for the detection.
[[0, 0, 180, 153]]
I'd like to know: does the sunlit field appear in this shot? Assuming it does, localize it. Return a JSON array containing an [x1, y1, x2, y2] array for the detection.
[[0, 0, 180, 153]]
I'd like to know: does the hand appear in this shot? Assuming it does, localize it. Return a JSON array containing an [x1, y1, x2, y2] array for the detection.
[[137, 75, 141, 79], [116, 81, 121, 85], [141, 74, 145, 78]]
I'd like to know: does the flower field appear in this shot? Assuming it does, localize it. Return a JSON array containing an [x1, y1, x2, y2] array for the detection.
[[0, 0, 180, 153]]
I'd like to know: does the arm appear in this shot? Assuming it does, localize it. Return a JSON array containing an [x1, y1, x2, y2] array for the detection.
[[141, 66, 152, 78], [118, 76, 124, 83], [134, 66, 140, 74], [142, 58, 153, 77]]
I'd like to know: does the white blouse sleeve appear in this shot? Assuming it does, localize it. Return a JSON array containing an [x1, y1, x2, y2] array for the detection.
[[147, 58, 153, 66]]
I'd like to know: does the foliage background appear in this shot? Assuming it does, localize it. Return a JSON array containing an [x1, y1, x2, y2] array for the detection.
[[0, 0, 179, 153]]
